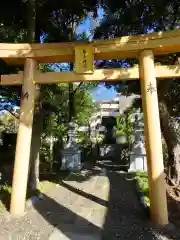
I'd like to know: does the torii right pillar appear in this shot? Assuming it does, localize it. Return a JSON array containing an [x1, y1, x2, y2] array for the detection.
[[139, 50, 168, 225]]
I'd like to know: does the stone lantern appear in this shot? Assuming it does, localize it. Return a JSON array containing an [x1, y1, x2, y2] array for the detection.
[[60, 121, 82, 172], [129, 113, 147, 172]]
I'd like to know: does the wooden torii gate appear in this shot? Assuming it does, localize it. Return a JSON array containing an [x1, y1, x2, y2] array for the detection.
[[1, 29, 180, 225]]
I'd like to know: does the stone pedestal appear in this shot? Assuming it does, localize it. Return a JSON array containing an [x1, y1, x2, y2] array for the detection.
[[61, 148, 82, 172], [99, 144, 117, 160], [61, 122, 82, 172], [129, 113, 147, 172]]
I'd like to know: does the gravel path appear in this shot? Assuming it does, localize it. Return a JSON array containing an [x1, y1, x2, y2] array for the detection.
[[0, 166, 180, 239], [102, 171, 180, 240]]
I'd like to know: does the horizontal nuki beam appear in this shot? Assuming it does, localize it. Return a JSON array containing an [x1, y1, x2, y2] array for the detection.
[[1, 65, 180, 85], [1, 29, 180, 64]]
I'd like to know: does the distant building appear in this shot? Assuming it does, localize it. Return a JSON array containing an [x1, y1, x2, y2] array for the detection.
[[96, 97, 119, 117], [95, 93, 139, 116], [88, 93, 140, 130]]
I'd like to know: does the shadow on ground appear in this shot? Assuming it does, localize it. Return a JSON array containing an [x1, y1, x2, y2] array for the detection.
[[0, 170, 70, 211], [167, 190, 180, 229], [60, 181, 109, 207], [33, 189, 101, 239], [32, 160, 180, 240], [96, 160, 129, 172]]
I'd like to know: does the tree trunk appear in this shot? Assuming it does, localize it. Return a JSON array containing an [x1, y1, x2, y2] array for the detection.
[[28, 107, 45, 189], [26, 0, 43, 190], [49, 134, 54, 173], [28, 83, 44, 190], [159, 99, 180, 185], [68, 82, 74, 123], [27, 0, 36, 43], [68, 21, 75, 123], [68, 62, 74, 123], [53, 138, 64, 171]]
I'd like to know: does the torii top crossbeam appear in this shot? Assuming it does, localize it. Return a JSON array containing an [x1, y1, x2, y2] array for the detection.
[[1, 29, 180, 64]]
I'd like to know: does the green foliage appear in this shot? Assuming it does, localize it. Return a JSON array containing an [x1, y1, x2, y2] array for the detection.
[[94, 0, 180, 39], [163, 80, 180, 117], [0, 2, 100, 179], [42, 82, 96, 137], [90, 133, 104, 144], [0, 183, 12, 210], [134, 171, 150, 206], [0, 0, 98, 44], [162, 137, 169, 167], [75, 90, 97, 125], [0, 113, 18, 134], [115, 115, 132, 136], [93, 0, 180, 99], [93, 1, 180, 181]]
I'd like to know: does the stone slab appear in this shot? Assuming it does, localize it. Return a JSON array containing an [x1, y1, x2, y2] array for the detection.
[[48, 229, 100, 240]]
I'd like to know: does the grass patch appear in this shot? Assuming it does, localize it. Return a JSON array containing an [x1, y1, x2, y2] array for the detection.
[[134, 171, 150, 207], [66, 172, 88, 182], [0, 183, 12, 210], [0, 171, 69, 211], [26, 180, 55, 200]]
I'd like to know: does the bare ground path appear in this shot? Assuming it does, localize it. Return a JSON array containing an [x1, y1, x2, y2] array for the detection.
[[0, 164, 180, 239]]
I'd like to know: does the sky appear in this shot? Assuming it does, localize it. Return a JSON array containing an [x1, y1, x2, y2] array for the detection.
[[76, 7, 104, 37], [76, 7, 117, 101], [91, 84, 117, 101]]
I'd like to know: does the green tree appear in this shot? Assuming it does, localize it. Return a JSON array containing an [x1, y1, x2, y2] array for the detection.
[[0, 0, 99, 189], [93, 0, 180, 185], [41, 80, 97, 172]]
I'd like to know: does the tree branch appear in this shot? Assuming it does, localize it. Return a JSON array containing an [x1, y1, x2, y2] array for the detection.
[[170, 1, 179, 30], [73, 82, 83, 95]]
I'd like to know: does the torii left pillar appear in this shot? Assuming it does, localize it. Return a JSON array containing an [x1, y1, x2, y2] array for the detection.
[[10, 58, 37, 216]]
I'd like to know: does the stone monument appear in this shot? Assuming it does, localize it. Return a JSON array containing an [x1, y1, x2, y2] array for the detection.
[[61, 121, 82, 172], [129, 113, 147, 172]]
